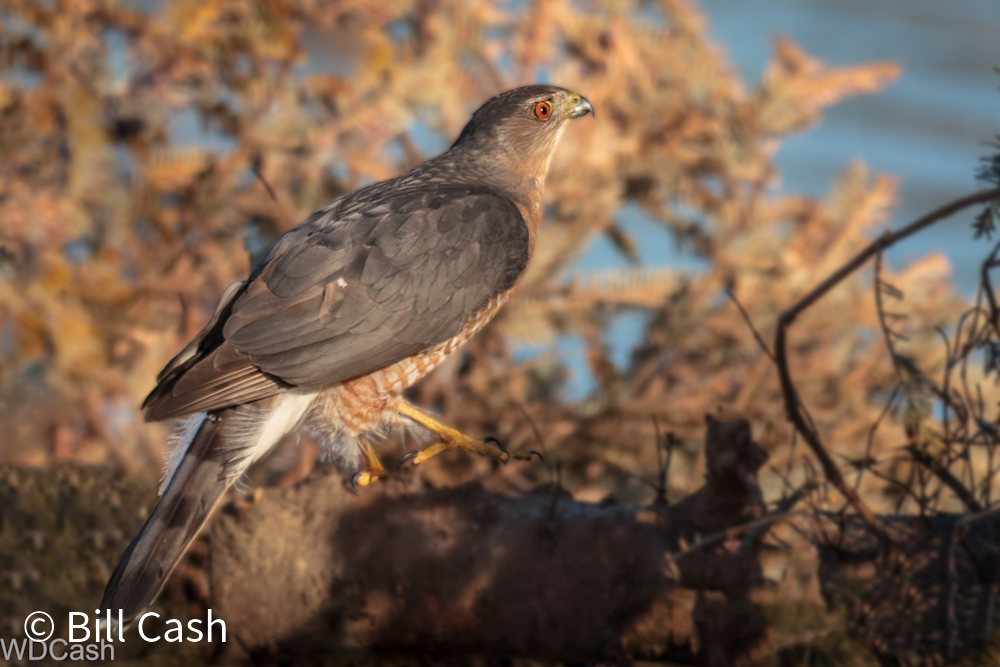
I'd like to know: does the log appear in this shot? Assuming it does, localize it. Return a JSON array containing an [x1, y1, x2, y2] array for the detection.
[[818, 511, 1000, 664], [208, 410, 772, 664]]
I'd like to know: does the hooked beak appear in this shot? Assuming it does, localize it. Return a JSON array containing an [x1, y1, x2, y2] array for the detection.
[[567, 94, 594, 119]]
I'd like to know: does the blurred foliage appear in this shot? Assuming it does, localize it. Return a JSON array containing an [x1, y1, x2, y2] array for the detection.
[[5, 0, 1000, 660], [0, 0, 920, 490]]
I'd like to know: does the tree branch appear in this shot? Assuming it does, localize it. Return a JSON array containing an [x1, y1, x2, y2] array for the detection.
[[773, 187, 1000, 548]]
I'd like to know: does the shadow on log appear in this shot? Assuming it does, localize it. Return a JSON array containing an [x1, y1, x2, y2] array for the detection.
[[209, 410, 772, 665]]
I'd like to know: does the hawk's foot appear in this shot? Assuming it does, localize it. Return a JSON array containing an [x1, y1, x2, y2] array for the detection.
[[396, 403, 543, 468], [351, 436, 388, 495], [351, 468, 388, 495]]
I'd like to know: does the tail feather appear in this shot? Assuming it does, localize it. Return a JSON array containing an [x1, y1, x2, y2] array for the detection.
[[100, 410, 236, 627], [100, 391, 314, 628]]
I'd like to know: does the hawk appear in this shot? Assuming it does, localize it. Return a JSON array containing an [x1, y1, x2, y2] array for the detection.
[[101, 85, 593, 626]]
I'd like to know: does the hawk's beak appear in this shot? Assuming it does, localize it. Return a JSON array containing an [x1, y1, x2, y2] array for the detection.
[[568, 95, 594, 119]]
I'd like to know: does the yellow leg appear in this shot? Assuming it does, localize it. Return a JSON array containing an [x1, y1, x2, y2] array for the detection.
[[351, 436, 388, 494], [396, 402, 542, 468]]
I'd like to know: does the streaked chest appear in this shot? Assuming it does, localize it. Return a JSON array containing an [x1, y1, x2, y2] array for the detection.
[[372, 290, 510, 395], [316, 291, 511, 436]]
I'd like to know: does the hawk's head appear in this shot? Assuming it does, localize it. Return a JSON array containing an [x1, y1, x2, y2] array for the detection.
[[451, 85, 593, 165]]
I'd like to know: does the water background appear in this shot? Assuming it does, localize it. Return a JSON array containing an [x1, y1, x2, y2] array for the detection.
[[579, 0, 1000, 295], [564, 0, 1000, 397]]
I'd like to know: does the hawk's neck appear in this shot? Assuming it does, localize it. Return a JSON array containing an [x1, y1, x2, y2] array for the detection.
[[418, 148, 549, 252]]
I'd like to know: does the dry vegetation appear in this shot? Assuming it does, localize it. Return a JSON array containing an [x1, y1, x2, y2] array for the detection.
[[3, 0, 1000, 664]]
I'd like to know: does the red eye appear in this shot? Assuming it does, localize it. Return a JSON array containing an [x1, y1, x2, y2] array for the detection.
[[534, 101, 552, 120]]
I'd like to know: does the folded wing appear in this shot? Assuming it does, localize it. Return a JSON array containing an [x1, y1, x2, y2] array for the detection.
[[143, 188, 529, 421]]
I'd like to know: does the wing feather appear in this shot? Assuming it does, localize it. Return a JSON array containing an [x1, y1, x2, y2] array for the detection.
[[143, 188, 529, 421]]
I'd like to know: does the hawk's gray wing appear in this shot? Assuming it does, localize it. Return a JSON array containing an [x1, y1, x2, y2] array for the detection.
[[143, 188, 529, 421]]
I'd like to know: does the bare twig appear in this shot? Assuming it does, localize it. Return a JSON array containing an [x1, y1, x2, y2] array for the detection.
[[861, 464, 929, 514], [725, 286, 775, 361], [905, 445, 982, 513], [874, 249, 908, 381], [602, 458, 662, 494], [668, 508, 805, 563], [773, 186, 1000, 548], [743, 481, 817, 548], [855, 384, 900, 493], [663, 431, 677, 502], [514, 401, 547, 457], [251, 162, 279, 203], [652, 415, 670, 504], [979, 238, 1000, 339]]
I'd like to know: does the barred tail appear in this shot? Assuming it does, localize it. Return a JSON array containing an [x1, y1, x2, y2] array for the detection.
[[100, 392, 312, 628]]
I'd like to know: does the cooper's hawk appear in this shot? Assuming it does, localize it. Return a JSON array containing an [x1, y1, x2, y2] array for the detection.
[[100, 85, 592, 627]]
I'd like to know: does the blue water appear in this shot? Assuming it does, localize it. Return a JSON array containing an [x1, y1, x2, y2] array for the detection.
[[562, 0, 999, 399], [596, 0, 1000, 295], [580, 1, 999, 285]]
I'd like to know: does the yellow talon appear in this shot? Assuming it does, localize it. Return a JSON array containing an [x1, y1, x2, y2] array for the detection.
[[396, 402, 542, 467], [351, 437, 388, 494]]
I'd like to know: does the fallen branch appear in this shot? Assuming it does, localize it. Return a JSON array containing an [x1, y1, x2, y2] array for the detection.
[[208, 411, 773, 664]]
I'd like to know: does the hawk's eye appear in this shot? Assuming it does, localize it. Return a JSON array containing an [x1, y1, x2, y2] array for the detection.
[[534, 101, 552, 120]]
